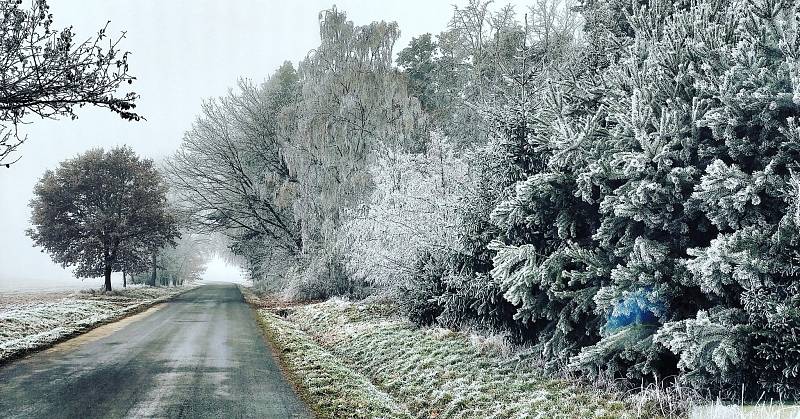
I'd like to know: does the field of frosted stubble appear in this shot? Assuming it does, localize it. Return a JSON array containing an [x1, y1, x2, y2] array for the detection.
[[0, 285, 195, 363]]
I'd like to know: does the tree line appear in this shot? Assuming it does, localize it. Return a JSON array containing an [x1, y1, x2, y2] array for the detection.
[[167, 0, 800, 400], [17, 0, 800, 402], [26, 147, 206, 291]]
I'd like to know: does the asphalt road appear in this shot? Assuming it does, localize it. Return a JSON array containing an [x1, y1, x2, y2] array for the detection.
[[0, 284, 310, 419]]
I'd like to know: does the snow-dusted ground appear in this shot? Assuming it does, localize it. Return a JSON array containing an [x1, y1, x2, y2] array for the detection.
[[0, 286, 195, 363], [251, 294, 636, 419]]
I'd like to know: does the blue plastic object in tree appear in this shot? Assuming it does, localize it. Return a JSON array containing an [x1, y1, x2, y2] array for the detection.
[[605, 288, 663, 332]]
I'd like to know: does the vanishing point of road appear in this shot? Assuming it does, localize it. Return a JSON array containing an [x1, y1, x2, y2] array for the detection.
[[0, 284, 311, 418]]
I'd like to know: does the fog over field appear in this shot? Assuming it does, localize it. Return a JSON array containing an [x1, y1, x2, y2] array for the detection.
[[0, 256, 243, 293], [0, 0, 520, 291]]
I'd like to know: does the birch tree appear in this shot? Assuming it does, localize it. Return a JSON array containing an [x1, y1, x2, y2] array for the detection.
[[283, 7, 426, 294]]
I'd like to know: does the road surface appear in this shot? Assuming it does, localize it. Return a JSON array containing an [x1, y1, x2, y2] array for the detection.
[[0, 284, 310, 418]]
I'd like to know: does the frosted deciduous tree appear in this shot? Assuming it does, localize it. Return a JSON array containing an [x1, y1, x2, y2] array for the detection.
[[27, 147, 178, 291], [166, 63, 302, 286], [283, 7, 426, 296], [342, 134, 467, 291], [397, 0, 579, 149], [398, 1, 520, 147]]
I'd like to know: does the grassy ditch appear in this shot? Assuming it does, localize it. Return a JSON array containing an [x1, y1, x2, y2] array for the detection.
[[252, 294, 640, 418], [257, 310, 411, 418]]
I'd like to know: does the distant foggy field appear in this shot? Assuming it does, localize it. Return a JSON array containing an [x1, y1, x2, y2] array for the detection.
[[0, 276, 124, 294], [0, 255, 244, 294]]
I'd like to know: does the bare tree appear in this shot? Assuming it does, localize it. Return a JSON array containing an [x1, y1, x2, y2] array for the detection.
[[0, 0, 140, 166], [165, 64, 302, 283]]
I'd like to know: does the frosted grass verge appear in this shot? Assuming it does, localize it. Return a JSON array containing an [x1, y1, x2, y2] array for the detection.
[[690, 403, 800, 419], [0, 285, 196, 364], [260, 298, 636, 418], [256, 309, 411, 419]]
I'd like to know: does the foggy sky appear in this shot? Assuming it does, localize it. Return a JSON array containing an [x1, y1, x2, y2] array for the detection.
[[0, 0, 527, 291]]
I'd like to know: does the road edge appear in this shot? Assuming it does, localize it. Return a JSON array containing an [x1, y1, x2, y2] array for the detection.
[[238, 285, 316, 418], [240, 285, 410, 419]]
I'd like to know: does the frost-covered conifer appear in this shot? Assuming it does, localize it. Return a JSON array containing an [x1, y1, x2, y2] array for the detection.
[[474, 0, 800, 398], [488, 82, 612, 363], [565, 0, 800, 398]]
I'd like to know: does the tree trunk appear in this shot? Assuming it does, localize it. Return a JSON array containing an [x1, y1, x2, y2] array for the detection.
[[150, 251, 157, 287], [123, 270, 127, 288], [104, 264, 112, 292]]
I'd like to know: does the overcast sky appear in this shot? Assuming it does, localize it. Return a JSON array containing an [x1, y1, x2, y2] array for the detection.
[[0, 0, 531, 291]]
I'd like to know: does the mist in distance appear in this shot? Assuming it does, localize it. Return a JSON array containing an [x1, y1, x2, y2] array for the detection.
[[0, 0, 514, 291]]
